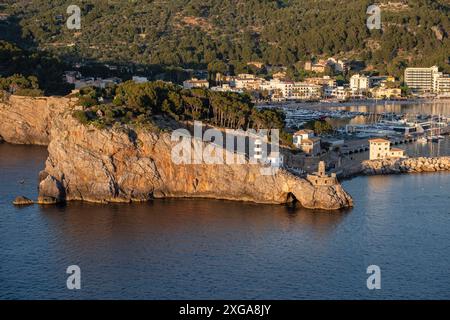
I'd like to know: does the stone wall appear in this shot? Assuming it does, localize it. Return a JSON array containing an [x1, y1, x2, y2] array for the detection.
[[362, 157, 450, 175]]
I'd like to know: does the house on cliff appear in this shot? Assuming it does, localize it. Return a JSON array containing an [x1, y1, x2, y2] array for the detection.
[[293, 129, 321, 156]]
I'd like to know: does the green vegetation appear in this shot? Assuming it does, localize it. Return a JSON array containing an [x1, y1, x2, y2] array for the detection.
[[304, 120, 334, 135], [0, 74, 43, 96], [0, 40, 72, 95], [3, 0, 449, 79], [72, 81, 291, 144]]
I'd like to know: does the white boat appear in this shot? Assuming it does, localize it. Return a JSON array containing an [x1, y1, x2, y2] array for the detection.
[[417, 136, 428, 143]]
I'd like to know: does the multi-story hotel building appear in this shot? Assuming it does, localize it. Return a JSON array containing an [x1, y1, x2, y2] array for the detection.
[[434, 74, 450, 95], [350, 74, 369, 92], [404, 66, 439, 93]]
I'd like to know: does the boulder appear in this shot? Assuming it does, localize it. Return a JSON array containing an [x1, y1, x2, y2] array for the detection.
[[12, 196, 34, 206], [38, 175, 65, 203]]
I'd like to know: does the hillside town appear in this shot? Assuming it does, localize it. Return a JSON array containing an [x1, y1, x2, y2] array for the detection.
[[183, 64, 450, 102]]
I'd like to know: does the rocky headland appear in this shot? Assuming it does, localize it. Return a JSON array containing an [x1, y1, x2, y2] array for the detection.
[[0, 95, 353, 210]]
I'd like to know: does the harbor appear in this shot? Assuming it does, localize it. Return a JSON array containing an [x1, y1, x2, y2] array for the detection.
[[262, 100, 450, 177]]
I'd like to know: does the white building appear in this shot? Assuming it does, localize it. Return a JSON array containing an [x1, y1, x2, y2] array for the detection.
[[289, 83, 322, 100], [369, 138, 405, 160], [260, 79, 322, 101], [324, 86, 351, 100], [231, 74, 265, 91], [132, 76, 148, 84], [405, 66, 439, 93], [183, 78, 209, 90], [210, 84, 243, 93], [350, 74, 369, 92], [326, 58, 348, 73], [293, 129, 321, 155], [433, 73, 450, 95], [304, 76, 336, 88]]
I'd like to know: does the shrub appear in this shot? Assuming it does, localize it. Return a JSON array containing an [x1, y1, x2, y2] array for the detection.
[[72, 110, 90, 125]]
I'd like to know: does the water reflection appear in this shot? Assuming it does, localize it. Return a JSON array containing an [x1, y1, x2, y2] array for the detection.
[[2, 134, 450, 299], [323, 101, 450, 116], [38, 199, 350, 245]]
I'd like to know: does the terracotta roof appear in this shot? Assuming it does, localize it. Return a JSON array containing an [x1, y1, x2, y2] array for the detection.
[[294, 129, 314, 135], [369, 138, 390, 143]]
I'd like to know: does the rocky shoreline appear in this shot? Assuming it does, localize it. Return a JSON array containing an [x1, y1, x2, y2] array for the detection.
[[361, 157, 450, 175], [1, 95, 353, 210]]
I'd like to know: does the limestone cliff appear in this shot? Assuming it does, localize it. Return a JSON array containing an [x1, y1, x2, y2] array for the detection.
[[0, 95, 353, 210], [0, 95, 73, 145], [38, 115, 353, 209]]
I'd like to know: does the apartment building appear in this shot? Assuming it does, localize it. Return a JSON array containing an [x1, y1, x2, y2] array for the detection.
[[260, 79, 322, 100], [231, 74, 265, 91], [404, 66, 439, 93], [433, 74, 450, 95], [304, 76, 336, 88], [350, 74, 370, 92], [324, 86, 351, 100]]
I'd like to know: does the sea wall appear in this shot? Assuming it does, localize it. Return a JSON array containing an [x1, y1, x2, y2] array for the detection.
[[0, 95, 73, 145], [362, 157, 450, 175]]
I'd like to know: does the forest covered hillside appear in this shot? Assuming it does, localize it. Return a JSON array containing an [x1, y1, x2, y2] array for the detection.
[[1, 0, 449, 78]]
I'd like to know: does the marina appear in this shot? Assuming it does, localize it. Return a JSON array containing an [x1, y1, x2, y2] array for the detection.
[[258, 100, 450, 148]]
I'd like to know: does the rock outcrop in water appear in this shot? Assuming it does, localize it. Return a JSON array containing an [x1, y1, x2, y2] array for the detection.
[[362, 157, 450, 175], [12, 196, 34, 206], [1, 95, 353, 210]]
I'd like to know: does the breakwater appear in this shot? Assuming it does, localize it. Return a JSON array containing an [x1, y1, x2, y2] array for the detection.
[[362, 156, 450, 175]]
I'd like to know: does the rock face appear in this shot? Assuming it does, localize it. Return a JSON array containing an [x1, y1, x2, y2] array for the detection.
[[0, 95, 353, 210], [362, 157, 450, 175], [37, 114, 352, 210], [0, 95, 72, 145], [12, 196, 34, 206]]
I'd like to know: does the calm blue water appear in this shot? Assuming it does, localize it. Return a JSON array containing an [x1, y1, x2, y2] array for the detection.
[[1, 142, 450, 299]]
